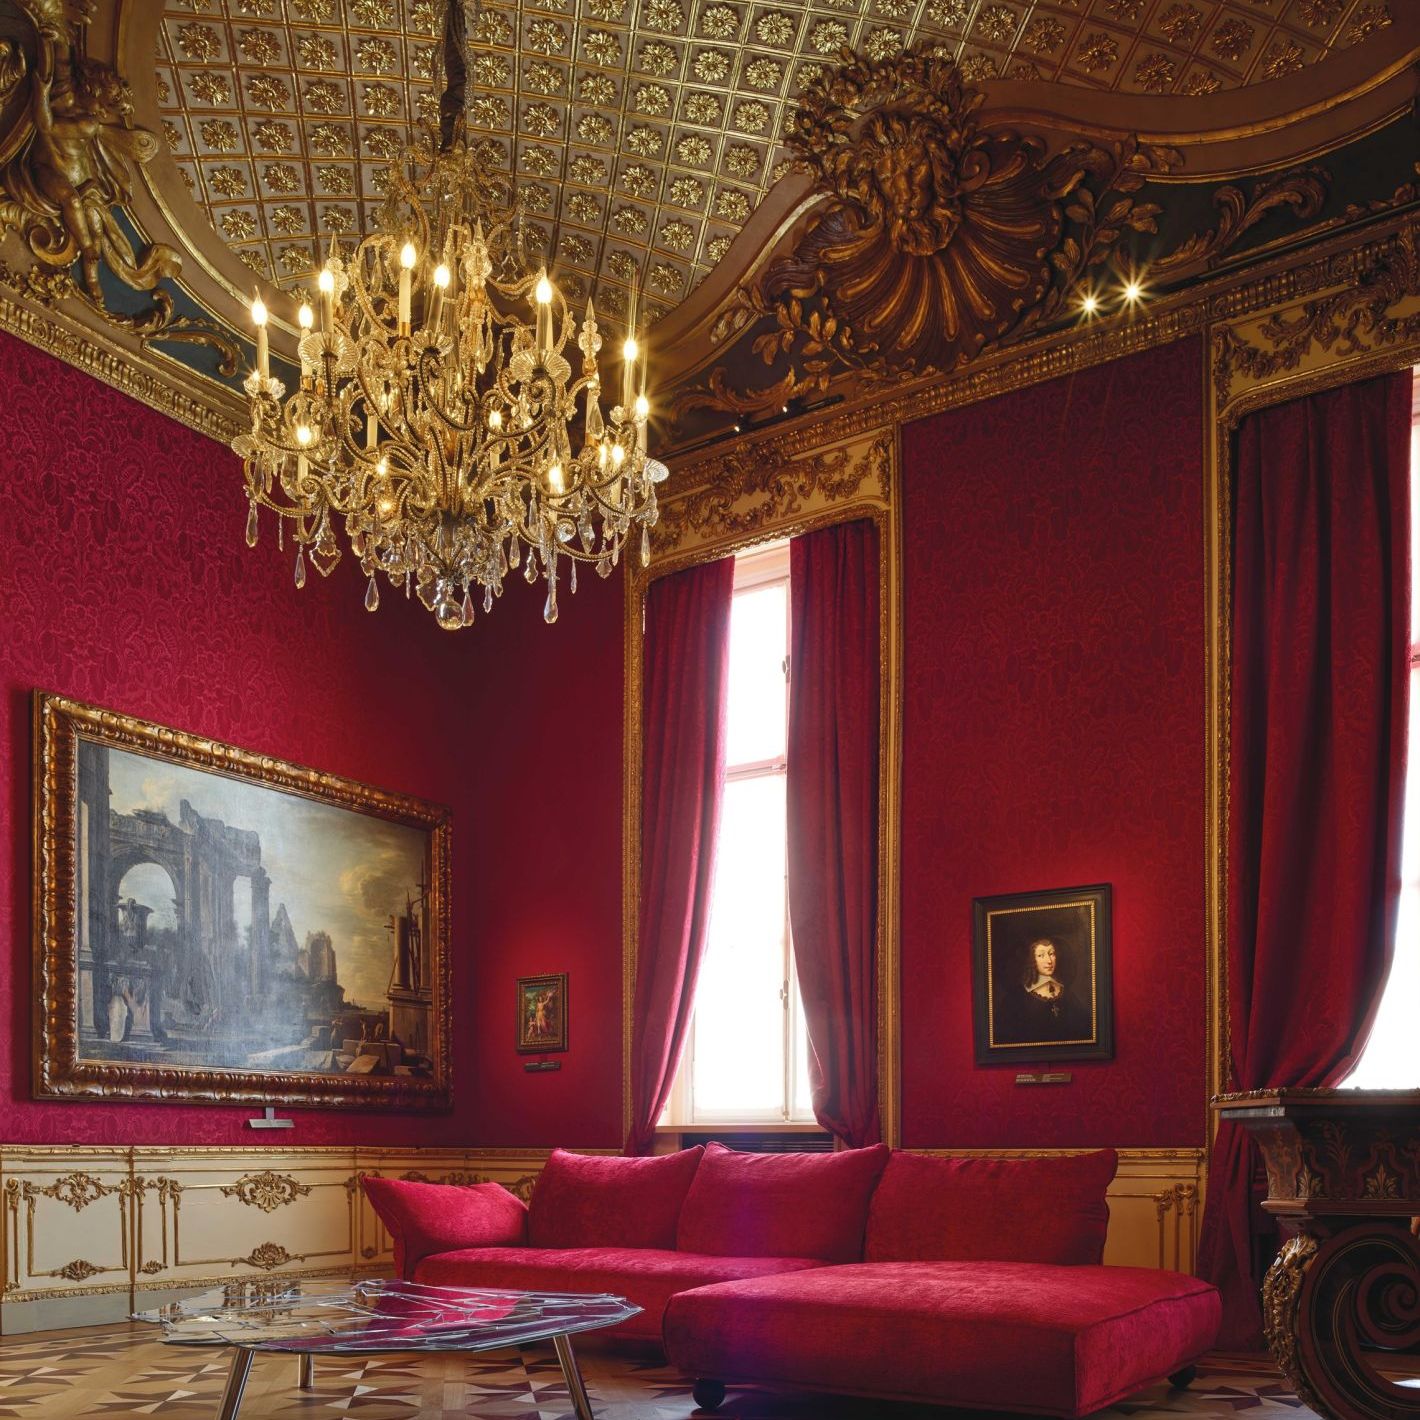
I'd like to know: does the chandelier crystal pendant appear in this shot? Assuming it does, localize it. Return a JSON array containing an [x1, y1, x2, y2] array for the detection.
[[232, 0, 667, 631]]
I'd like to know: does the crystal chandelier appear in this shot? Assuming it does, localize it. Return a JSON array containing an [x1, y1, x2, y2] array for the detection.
[[233, 0, 667, 631]]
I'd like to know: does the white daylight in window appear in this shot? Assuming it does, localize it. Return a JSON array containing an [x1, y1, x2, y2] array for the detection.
[[1346, 369, 1420, 1088], [663, 542, 814, 1124]]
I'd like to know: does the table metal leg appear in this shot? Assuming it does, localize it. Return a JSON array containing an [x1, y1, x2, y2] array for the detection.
[[552, 1333, 596, 1420], [216, 1349, 254, 1420], [297, 1353, 315, 1390]]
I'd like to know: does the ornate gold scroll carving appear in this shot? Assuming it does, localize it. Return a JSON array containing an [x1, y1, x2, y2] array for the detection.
[[0, 0, 236, 368], [219, 1171, 314, 1214], [677, 47, 1176, 420]]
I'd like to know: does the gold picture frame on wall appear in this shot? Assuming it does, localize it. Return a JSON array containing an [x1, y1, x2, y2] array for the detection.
[[33, 693, 452, 1112], [972, 884, 1114, 1066]]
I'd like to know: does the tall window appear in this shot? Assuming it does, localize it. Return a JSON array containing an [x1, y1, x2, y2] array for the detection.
[[1347, 369, 1420, 1088], [663, 543, 814, 1123]]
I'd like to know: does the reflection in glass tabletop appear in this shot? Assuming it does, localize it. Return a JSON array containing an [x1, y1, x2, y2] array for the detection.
[[133, 1279, 639, 1420]]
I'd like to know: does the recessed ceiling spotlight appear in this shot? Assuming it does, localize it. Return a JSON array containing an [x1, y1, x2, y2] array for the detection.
[[1122, 278, 1143, 303], [1080, 292, 1100, 316]]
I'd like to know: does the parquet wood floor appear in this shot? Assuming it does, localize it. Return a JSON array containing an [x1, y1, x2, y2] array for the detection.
[[0, 1327, 1317, 1420]]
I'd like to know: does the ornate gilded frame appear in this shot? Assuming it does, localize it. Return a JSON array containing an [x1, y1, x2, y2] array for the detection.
[[620, 429, 904, 1146], [1204, 221, 1420, 1119], [33, 692, 453, 1112]]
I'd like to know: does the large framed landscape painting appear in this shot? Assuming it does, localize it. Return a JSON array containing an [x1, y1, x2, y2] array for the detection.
[[33, 693, 452, 1111], [972, 884, 1113, 1067]]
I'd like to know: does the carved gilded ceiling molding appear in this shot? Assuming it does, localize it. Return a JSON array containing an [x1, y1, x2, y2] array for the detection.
[[0, 0, 239, 369], [675, 46, 1181, 419]]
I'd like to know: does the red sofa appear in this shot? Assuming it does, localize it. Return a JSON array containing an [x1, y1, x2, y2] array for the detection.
[[363, 1143, 1220, 1417]]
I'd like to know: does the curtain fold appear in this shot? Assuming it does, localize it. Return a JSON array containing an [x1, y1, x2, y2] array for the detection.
[[626, 556, 736, 1156], [1196, 370, 1411, 1347], [788, 519, 882, 1148]]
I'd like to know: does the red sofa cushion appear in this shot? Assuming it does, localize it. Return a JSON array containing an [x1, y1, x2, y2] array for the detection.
[[865, 1149, 1118, 1265], [360, 1176, 527, 1277], [663, 1261, 1221, 1417], [527, 1147, 703, 1250], [413, 1245, 826, 1343], [675, 1142, 890, 1263]]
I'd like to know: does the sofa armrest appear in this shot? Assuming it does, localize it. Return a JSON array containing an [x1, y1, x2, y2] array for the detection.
[[361, 1175, 528, 1278]]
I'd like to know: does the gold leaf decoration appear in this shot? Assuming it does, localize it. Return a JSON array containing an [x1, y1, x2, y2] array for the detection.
[[219, 1170, 314, 1213], [677, 46, 1176, 418], [235, 1241, 305, 1270]]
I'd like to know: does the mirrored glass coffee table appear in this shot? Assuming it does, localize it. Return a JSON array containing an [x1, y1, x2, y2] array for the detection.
[[134, 1278, 641, 1420]]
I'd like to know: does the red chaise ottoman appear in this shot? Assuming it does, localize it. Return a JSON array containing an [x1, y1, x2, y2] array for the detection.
[[663, 1259, 1221, 1418]]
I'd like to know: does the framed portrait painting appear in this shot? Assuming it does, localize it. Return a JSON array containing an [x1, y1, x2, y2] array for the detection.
[[516, 974, 568, 1054], [33, 693, 452, 1111], [971, 884, 1113, 1065]]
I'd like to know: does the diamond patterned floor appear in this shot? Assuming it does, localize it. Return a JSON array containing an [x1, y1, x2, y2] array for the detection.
[[0, 1326, 1316, 1420]]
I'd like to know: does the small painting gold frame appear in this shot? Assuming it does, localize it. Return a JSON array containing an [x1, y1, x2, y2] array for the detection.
[[516, 973, 568, 1054], [33, 692, 453, 1112]]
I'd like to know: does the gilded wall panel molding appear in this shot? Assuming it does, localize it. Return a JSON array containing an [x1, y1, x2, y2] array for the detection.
[[233, 1241, 303, 1271], [219, 1170, 313, 1213], [659, 429, 892, 561], [1212, 223, 1420, 413]]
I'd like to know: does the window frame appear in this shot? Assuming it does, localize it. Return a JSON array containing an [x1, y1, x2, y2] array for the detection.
[[660, 540, 816, 1127]]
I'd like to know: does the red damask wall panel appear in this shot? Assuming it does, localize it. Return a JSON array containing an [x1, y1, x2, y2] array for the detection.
[[899, 337, 1207, 1149], [0, 331, 472, 1143], [450, 563, 626, 1149]]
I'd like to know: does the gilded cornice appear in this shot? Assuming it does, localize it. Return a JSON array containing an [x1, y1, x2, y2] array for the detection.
[[0, 287, 242, 442], [665, 211, 1420, 476]]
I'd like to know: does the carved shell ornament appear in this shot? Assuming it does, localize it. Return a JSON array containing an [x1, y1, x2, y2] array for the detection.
[[785, 54, 1066, 368], [679, 48, 1176, 419]]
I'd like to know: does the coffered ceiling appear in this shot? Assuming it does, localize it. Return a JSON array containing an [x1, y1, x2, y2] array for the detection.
[[153, 0, 1395, 325]]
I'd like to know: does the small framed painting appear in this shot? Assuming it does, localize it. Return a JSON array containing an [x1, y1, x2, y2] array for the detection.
[[972, 884, 1113, 1066], [516, 973, 568, 1054]]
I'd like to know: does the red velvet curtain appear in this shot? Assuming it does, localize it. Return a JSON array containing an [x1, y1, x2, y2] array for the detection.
[[1197, 370, 1412, 1347], [788, 519, 882, 1148], [626, 557, 736, 1155]]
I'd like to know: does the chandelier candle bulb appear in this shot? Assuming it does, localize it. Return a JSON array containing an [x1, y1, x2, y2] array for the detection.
[[317, 266, 335, 333], [430, 263, 450, 328], [297, 301, 314, 382], [398, 241, 416, 330], [622, 334, 639, 408], [251, 296, 269, 380], [535, 271, 553, 353]]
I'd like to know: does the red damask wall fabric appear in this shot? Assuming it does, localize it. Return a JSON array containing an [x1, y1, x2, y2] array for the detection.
[[898, 336, 1207, 1149], [441, 560, 626, 1149], [1196, 370, 1411, 1347], [0, 329, 623, 1146], [788, 520, 881, 1147], [626, 558, 735, 1155]]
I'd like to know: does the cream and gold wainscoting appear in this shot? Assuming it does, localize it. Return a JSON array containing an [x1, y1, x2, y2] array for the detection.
[[909, 1149, 1206, 1275], [0, 1145, 548, 1335], [0, 1144, 1202, 1335]]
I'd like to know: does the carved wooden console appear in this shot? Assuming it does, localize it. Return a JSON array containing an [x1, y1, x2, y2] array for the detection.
[[1215, 1090, 1420, 1420]]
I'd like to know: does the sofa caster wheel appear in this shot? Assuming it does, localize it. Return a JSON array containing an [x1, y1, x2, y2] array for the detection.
[[1168, 1366, 1198, 1390], [693, 1379, 726, 1411]]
